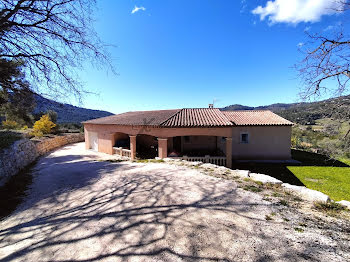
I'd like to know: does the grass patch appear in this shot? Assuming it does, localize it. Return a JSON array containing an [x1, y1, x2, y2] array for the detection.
[[149, 159, 165, 163], [254, 180, 264, 186], [0, 131, 23, 150], [135, 159, 165, 163], [339, 158, 350, 166], [313, 201, 347, 212], [243, 185, 262, 193], [104, 159, 124, 163], [294, 227, 304, 233], [272, 192, 282, 197], [288, 166, 350, 201]]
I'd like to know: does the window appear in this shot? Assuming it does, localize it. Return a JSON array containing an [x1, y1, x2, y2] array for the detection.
[[184, 136, 190, 143], [240, 133, 249, 144]]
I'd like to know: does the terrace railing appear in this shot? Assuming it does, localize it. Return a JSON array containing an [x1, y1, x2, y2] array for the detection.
[[169, 155, 226, 167], [113, 147, 131, 158]]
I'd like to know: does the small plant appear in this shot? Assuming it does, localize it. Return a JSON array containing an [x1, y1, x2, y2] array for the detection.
[[265, 215, 273, 221], [21, 125, 28, 130], [313, 201, 346, 212], [294, 227, 304, 233], [272, 192, 282, 197], [31, 114, 56, 136], [298, 222, 307, 227], [2, 120, 19, 130], [278, 200, 289, 206], [254, 180, 263, 186], [293, 196, 303, 202]]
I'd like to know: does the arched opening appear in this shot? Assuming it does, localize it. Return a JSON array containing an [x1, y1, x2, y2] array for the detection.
[[137, 134, 158, 159], [169, 135, 225, 157], [113, 132, 130, 149]]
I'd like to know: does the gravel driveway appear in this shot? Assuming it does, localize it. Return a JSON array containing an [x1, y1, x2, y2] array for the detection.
[[0, 143, 349, 262]]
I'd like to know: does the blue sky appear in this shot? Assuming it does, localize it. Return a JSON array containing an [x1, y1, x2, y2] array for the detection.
[[77, 0, 346, 114]]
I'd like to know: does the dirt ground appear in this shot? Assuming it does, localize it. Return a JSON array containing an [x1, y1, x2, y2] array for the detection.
[[0, 143, 349, 261]]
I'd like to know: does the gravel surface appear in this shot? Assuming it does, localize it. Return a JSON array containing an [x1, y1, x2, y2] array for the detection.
[[0, 143, 349, 262]]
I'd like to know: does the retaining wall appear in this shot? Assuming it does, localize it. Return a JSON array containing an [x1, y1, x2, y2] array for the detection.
[[0, 133, 84, 186]]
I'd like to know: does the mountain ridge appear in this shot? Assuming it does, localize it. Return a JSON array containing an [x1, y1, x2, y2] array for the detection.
[[34, 95, 114, 123], [221, 95, 350, 124]]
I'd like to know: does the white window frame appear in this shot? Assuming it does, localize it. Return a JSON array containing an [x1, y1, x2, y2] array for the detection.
[[240, 133, 249, 144]]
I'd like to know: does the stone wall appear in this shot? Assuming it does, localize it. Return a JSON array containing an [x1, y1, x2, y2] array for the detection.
[[0, 133, 84, 186]]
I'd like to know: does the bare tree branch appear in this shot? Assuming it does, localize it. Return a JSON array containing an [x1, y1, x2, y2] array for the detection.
[[0, 0, 115, 103]]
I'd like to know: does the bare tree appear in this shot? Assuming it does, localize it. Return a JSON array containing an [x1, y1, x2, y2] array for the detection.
[[0, 0, 114, 102], [297, 1, 350, 99]]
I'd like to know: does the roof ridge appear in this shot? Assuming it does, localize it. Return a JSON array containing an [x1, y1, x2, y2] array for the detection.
[[223, 110, 272, 112], [159, 108, 183, 126]]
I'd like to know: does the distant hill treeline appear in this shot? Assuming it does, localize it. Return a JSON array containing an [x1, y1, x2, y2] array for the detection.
[[34, 95, 113, 124], [221, 95, 350, 124]]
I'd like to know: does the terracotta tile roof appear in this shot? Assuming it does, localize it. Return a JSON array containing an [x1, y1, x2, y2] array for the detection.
[[222, 110, 293, 126], [83, 108, 293, 127], [161, 108, 233, 127], [83, 109, 180, 126]]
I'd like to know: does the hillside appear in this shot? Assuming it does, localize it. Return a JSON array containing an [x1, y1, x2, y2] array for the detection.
[[222, 95, 350, 158], [222, 95, 350, 125], [34, 95, 113, 123]]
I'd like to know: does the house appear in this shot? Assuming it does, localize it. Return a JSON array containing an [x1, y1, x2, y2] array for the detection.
[[83, 107, 293, 168]]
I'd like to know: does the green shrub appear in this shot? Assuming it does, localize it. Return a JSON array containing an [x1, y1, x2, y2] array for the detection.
[[0, 131, 22, 149]]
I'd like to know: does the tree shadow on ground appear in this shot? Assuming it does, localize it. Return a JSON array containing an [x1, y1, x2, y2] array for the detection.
[[0, 162, 35, 220], [0, 154, 136, 221], [0, 151, 348, 261]]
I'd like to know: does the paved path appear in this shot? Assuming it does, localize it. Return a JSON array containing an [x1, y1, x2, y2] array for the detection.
[[0, 143, 348, 261]]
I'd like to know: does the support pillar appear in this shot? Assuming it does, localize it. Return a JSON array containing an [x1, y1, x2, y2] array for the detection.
[[158, 138, 168, 159], [225, 137, 232, 168], [84, 127, 90, 150], [130, 135, 137, 160]]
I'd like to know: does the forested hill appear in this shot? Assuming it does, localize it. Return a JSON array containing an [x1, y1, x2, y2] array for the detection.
[[34, 95, 113, 123], [221, 95, 350, 124]]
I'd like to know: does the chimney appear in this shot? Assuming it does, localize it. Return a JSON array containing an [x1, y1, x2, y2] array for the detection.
[[208, 104, 214, 108]]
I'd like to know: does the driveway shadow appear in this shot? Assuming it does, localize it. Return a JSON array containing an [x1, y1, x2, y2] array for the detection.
[[0, 147, 348, 261]]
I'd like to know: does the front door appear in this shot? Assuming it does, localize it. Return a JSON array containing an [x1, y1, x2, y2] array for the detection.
[[89, 132, 98, 151]]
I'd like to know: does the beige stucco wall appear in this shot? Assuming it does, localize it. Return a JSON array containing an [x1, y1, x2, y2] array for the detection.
[[97, 132, 114, 155], [84, 124, 232, 138], [227, 126, 291, 160], [84, 123, 291, 160]]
